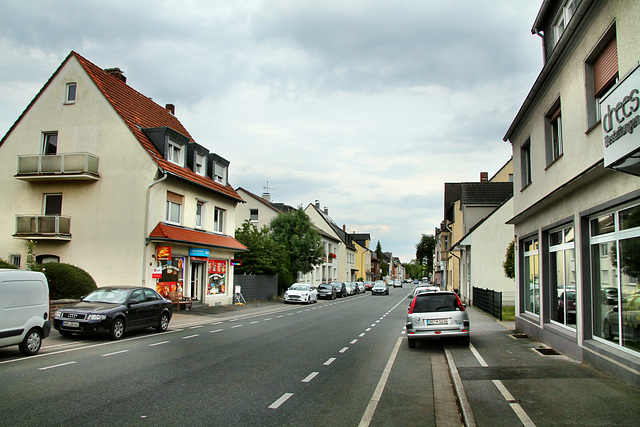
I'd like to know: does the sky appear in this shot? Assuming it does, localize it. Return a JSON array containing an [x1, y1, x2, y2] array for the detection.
[[0, 0, 543, 263]]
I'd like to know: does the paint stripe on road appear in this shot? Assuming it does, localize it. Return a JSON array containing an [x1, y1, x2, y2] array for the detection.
[[210, 329, 223, 333], [350, 339, 358, 344], [182, 334, 199, 339], [101, 350, 129, 357], [339, 347, 349, 353], [269, 393, 293, 409], [359, 333, 365, 337], [302, 372, 319, 383], [149, 341, 169, 347], [38, 361, 76, 371], [324, 357, 336, 365]]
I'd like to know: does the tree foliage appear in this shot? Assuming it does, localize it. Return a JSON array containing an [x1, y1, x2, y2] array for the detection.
[[416, 234, 435, 274], [270, 208, 324, 288], [234, 220, 287, 276], [503, 239, 515, 279]]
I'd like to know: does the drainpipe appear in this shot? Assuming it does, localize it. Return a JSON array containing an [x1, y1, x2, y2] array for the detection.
[[141, 170, 167, 286]]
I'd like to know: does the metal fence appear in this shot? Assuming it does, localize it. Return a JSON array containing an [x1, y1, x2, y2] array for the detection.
[[233, 275, 278, 302], [472, 287, 503, 320]]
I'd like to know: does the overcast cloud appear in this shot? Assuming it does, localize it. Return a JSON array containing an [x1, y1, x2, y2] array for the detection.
[[0, 0, 542, 262]]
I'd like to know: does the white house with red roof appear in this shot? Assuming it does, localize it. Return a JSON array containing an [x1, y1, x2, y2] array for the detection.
[[0, 51, 247, 306]]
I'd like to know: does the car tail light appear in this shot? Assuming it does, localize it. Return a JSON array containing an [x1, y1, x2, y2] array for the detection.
[[455, 294, 466, 311], [408, 297, 417, 314]]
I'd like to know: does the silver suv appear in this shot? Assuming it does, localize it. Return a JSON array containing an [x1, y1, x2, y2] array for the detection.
[[405, 291, 470, 347]]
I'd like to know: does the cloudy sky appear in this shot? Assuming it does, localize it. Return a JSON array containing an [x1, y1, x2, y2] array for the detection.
[[1, 0, 543, 263]]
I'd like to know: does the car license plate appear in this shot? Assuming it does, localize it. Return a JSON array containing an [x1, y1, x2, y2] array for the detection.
[[427, 318, 448, 325], [62, 321, 80, 328]]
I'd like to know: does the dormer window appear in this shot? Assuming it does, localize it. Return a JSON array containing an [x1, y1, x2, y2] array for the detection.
[[195, 152, 206, 176], [168, 139, 183, 166], [65, 83, 77, 104], [214, 162, 227, 185], [553, 0, 576, 45]]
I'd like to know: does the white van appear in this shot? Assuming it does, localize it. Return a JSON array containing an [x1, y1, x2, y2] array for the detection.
[[0, 269, 51, 355]]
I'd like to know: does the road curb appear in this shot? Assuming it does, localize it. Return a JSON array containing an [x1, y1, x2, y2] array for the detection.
[[445, 347, 477, 427]]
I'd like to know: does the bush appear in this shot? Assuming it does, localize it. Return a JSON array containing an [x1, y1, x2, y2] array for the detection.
[[39, 263, 97, 300], [0, 258, 18, 269]]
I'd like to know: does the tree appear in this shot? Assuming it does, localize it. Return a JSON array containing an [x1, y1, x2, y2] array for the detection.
[[503, 239, 515, 279], [416, 234, 435, 274], [375, 241, 383, 260], [234, 220, 287, 276], [270, 208, 324, 291]]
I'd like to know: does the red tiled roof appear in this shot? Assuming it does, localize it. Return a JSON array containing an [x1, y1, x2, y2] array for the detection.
[[149, 222, 248, 252], [71, 51, 243, 202]]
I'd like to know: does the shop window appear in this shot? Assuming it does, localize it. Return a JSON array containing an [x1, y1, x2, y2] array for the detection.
[[522, 237, 540, 315], [549, 226, 576, 328], [591, 204, 640, 353], [208, 259, 227, 295], [156, 255, 185, 297]]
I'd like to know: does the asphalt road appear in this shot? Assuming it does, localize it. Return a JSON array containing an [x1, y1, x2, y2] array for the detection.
[[0, 288, 462, 426]]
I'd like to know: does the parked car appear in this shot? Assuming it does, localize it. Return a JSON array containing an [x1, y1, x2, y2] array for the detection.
[[364, 281, 374, 291], [344, 282, 355, 296], [331, 281, 347, 298], [406, 291, 470, 347], [317, 283, 337, 300], [356, 282, 365, 293], [53, 286, 172, 340], [603, 293, 640, 342], [556, 291, 577, 323], [407, 285, 439, 299], [0, 269, 51, 356], [602, 287, 619, 305], [372, 281, 389, 296], [284, 283, 318, 304]]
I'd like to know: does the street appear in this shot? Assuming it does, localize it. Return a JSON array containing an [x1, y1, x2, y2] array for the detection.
[[0, 289, 461, 426]]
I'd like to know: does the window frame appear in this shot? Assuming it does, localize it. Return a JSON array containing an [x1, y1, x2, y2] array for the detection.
[[65, 82, 77, 104], [44, 193, 63, 216], [195, 200, 205, 229], [552, 0, 576, 46], [584, 25, 618, 130], [195, 152, 206, 177], [522, 236, 540, 317], [42, 132, 58, 156], [249, 209, 259, 222], [520, 139, 532, 189], [213, 207, 225, 233], [166, 192, 183, 225], [548, 225, 576, 328], [214, 162, 227, 185], [545, 101, 563, 166], [167, 139, 184, 166]]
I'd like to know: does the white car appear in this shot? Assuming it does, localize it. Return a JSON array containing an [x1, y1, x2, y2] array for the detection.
[[284, 283, 318, 304]]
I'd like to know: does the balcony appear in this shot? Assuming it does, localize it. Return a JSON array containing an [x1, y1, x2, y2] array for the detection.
[[15, 153, 100, 181], [14, 215, 71, 240]]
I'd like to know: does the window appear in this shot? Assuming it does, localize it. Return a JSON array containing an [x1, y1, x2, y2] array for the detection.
[[214, 207, 225, 233], [9, 254, 21, 268], [42, 132, 58, 155], [520, 139, 532, 189], [44, 194, 62, 215], [591, 204, 640, 354], [166, 192, 183, 224], [65, 83, 77, 104], [168, 139, 183, 165], [549, 226, 576, 328], [546, 103, 563, 165], [522, 237, 540, 316], [214, 162, 227, 185], [36, 254, 60, 264], [249, 209, 259, 222], [195, 153, 206, 176], [196, 200, 205, 228], [586, 31, 618, 127], [553, 0, 576, 45]]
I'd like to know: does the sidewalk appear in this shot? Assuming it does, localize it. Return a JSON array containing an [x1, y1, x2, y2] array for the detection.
[[448, 307, 640, 426], [169, 299, 286, 326]]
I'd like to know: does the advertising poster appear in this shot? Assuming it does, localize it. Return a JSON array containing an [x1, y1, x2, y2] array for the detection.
[[156, 256, 184, 297], [208, 259, 227, 295]]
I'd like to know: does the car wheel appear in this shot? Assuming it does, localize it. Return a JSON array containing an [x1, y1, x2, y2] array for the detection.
[[307, 297, 312, 305], [19, 328, 42, 356], [156, 312, 170, 332], [59, 330, 74, 337], [407, 338, 416, 349], [109, 318, 125, 340]]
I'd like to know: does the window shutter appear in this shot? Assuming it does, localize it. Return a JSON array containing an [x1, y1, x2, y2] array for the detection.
[[167, 191, 183, 204], [550, 106, 561, 122], [594, 37, 618, 97]]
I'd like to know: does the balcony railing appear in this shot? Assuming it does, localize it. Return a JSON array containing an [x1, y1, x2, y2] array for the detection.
[[16, 153, 100, 181], [14, 215, 71, 240]]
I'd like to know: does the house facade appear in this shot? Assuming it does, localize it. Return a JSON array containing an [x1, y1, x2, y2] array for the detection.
[[504, 0, 640, 386], [235, 188, 282, 230], [351, 233, 373, 281], [1, 51, 247, 306]]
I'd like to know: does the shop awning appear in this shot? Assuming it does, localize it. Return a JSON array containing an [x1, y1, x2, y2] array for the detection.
[[149, 222, 248, 252]]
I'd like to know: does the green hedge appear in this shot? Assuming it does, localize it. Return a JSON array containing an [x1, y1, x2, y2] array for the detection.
[[0, 259, 18, 269], [40, 263, 97, 300]]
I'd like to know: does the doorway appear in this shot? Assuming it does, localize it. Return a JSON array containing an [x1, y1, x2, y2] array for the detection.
[[190, 262, 205, 301]]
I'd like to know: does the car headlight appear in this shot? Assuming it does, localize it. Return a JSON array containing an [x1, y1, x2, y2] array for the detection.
[[54, 310, 64, 319], [87, 314, 107, 321], [284, 292, 289, 298]]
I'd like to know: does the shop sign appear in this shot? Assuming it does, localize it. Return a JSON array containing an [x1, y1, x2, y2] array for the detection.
[[601, 63, 640, 175], [230, 259, 242, 266], [157, 246, 172, 261], [191, 256, 208, 262], [152, 267, 162, 279], [189, 248, 210, 257]]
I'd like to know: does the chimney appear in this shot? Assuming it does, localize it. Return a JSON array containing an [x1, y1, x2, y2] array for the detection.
[[343, 224, 346, 232], [262, 193, 271, 202], [104, 67, 126, 83], [324, 207, 329, 215], [165, 104, 175, 115], [315, 200, 320, 209], [480, 172, 488, 182]]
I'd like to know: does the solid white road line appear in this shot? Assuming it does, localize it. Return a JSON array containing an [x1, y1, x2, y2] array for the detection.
[[358, 335, 403, 427], [38, 361, 77, 371], [269, 393, 293, 409]]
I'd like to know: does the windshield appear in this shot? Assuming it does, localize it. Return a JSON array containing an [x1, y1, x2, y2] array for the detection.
[[318, 284, 331, 290], [83, 288, 131, 304], [413, 294, 461, 312], [289, 284, 310, 291]]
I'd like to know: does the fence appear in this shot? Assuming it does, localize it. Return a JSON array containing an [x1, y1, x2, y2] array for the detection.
[[233, 275, 278, 302], [472, 287, 503, 320]]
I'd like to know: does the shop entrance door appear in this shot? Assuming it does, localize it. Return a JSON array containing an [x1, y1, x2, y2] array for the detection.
[[190, 262, 205, 301]]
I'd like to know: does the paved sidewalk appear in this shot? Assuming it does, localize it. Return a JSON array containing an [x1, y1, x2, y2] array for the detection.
[[447, 307, 640, 426], [168, 299, 287, 326]]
